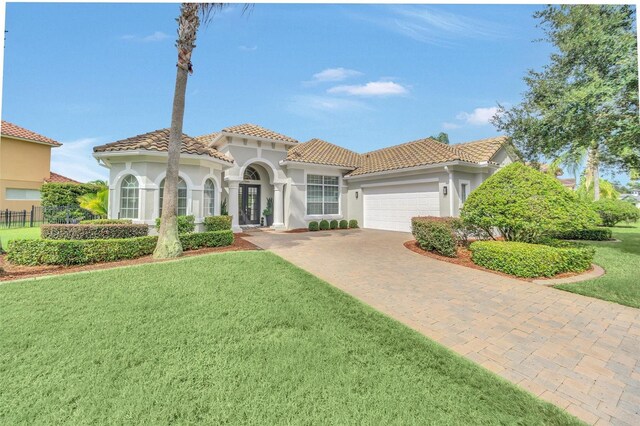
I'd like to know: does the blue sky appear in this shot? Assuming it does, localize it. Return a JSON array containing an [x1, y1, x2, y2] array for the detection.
[[3, 3, 560, 182]]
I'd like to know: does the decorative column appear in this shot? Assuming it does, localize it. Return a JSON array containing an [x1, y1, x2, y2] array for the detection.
[[272, 182, 285, 230], [227, 180, 242, 233], [445, 166, 455, 217]]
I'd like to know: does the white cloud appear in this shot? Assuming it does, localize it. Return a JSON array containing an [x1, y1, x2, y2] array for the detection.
[[328, 81, 408, 97], [239, 45, 257, 51], [311, 67, 363, 83], [442, 122, 461, 130], [121, 31, 170, 43], [289, 95, 369, 113], [50, 137, 108, 183], [456, 107, 500, 126], [355, 6, 507, 46]]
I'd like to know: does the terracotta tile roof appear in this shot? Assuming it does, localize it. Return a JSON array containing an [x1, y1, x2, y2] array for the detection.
[[452, 136, 507, 163], [221, 123, 298, 144], [346, 137, 477, 177], [286, 138, 360, 168], [1, 120, 61, 147], [45, 172, 81, 184], [195, 132, 221, 146], [559, 178, 576, 189], [93, 129, 233, 163]]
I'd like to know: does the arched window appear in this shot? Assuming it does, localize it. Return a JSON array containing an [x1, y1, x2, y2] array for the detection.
[[244, 166, 260, 181], [204, 179, 216, 216], [120, 175, 139, 219], [159, 177, 187, 217]]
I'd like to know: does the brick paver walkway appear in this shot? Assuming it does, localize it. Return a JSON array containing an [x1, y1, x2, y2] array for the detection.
[[246, 229, 640, 425]]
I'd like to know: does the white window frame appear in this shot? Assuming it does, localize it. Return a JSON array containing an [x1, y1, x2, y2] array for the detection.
[[305, 173, 342, 219], [159, 177, 188, 217], [459, 179, 471, 206], [203, 178, 216, 217], [119, 175, 140, 219]]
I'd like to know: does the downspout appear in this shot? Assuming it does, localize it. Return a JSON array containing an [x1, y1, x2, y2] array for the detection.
[[444, 166, 455, 217]]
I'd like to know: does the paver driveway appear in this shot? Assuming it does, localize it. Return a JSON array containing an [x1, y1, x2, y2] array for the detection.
[[245, 229, 640, 425]]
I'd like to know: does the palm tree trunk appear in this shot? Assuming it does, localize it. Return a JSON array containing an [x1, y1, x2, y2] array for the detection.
[[154, 3, 199, 259]]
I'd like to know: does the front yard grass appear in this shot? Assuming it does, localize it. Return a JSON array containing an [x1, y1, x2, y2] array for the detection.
[[0, 251, 579, 424], [556, 222, 640, 309], [0, 226, 40, 243]]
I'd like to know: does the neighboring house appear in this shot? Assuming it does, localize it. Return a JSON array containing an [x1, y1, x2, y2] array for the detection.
[[0, 121, 77, 211], [620, 194, 640, 208], [93, 124, 516, 233]]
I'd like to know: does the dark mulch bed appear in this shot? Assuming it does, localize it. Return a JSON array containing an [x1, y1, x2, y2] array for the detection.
[[0, 237, 259, 282], [404, 240, 592, 282]]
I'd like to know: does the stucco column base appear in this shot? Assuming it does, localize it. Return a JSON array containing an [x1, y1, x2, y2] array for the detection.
[[232, 226, 243, 234], [270, 223, 286, 230]]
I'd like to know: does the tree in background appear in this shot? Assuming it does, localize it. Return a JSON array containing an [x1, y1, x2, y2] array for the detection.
[[492, 5, 639, 201], [430, 132, 450, 144], [78, 187, 109, 217]]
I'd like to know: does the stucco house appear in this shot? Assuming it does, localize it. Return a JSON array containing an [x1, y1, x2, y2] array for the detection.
[[93, 124, 515, 233], [0, 120, 78, 211]]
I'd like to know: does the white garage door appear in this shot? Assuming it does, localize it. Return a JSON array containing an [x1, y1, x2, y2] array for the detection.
[[363, 182, 440, 232]]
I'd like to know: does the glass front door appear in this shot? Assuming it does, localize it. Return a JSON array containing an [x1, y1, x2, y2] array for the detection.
[[238, 184, 261, 225]]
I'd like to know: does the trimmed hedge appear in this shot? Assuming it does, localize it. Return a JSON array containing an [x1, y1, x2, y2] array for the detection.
[[349, 220, 359, 229], [79, 219, 132, 225], [412, 217, 457, 257], [469, 240, 594, 278], [330, 220, 339, 230], [204, 215, 232, 231], [155, 215, 195, 234], [551, 228, 612, 241], [339, 220, 349, 229], [319, 220, 330, 230], [41, 224, 149, 240], [7, 230, 234, 266], [308, 221, 319, 231]]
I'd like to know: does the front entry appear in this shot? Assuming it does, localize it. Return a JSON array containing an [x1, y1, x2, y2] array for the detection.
[[238, 184, 261, 225]]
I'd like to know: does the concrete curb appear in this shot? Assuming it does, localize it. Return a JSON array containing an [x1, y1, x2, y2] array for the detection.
[[532, 263, 606, 286]]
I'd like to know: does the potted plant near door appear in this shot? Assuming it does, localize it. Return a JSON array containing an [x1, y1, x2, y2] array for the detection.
[[263, 197, 274, 227]]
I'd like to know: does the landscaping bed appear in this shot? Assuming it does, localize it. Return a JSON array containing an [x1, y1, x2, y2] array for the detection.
[[0, 236, 258, 282]]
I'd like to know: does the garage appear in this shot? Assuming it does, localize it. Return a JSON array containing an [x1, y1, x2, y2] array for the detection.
[[363, 181, 440, 232]]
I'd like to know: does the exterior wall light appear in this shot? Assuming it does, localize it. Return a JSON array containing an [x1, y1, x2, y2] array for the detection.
[[355, 191, 359, 199], [443, 186, 448, 196]]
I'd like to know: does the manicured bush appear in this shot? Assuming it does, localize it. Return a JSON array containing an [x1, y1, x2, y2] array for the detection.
[[339, 220, 349, 229], [308, 221, 319, 231], [592, 199, 640, 227], [461, 163, 599, 243], [204, 215, 232, 231], [155, 215, 195, 234], [329, 220, 339, 229], [469, 240, 594, 278], [80, 219, 132, 225], [348, 219, 359, 229], [7, 230, 234, 266], [411, 217, 457, 257], [41, 182, 104, 222], [41, 224, 149, 240], [319, 220, 330, 230], [551, 228, 612, 241]]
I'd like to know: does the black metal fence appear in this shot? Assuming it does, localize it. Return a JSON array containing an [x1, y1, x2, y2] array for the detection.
[[0, 205, 101, 229]]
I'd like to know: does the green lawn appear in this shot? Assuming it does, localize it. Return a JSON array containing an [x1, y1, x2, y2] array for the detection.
[[0, 226, 41, 243], [556, 222, 640, 309], [0, 251, 579, 424]]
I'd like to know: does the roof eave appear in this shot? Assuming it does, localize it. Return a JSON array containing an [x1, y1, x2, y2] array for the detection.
[[344, 160, 491, 180], [1, 133, 61, 147], [93, 149, 234, 166]]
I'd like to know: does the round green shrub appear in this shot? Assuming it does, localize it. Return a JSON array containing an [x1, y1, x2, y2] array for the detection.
[[461, 163, 598, 242], [551, 228, 612, 241], [308, 221, 319, 231], [339, 220, 349, 229], [348, 219, 359, 229], [319, 220, 330, 230], [469, 240, 594, 278], [155, 215, 195, 234], [203, 215, 232, 231], [41, 224, 149, 240], [329, 220, 339, 229], [592, 199, 640, 227], [411, 217, 458, 257]]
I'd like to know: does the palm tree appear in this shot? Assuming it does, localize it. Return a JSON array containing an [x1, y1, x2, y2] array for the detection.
[[549, 143, 602, 200], [154, 3, 243, 259], [78, 188, 108, 217]]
